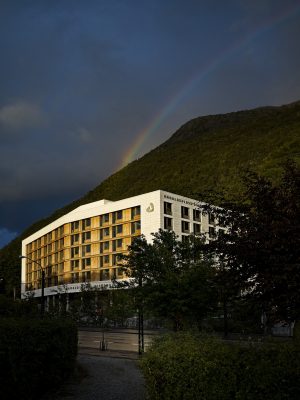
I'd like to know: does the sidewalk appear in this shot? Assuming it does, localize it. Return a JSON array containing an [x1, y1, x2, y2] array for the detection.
[[45, 353, 146, 400]]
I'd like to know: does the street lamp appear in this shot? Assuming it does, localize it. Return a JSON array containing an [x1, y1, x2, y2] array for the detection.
[[20, 255, 46, 317]]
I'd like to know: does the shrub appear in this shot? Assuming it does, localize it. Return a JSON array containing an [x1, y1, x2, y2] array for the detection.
[[0, 318, 78, 399], [140, 333, 300, 400]]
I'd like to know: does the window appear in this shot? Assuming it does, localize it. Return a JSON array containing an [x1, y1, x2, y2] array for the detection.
[[193, 209, 201, 222], [131, 221, 141, 234], [71, 234, 79, 245], [181, 206, 189, 219], [103, 241, 110, 251], [100, 269, 110, 281], [117, 238, 123, 248], [113, 210, 123, 223], [82, 231, 91, 243], [104, 255, 110, 264], [71, 260, 79, 270], [113, 253, 123, 265], [100, 213, 109, 225], [71, 273, 79, 283], [131, 206, 141, 218], [164, 217, 173, 230], [181, 221, 190, 233], [71, 246, 79, 258], [164, 202, 172, 215], [59, 226, 64, 237], [103, 227, 110, 237], [112, 225, 122, 237], [193, 223, 201, 235], [82, 218, 91, 230], [71, 221, 80, 232], [82, 244, 91, 256], [81, 271, 91, 282], [82, 258, 91, 270], [59, 263, 64, 273]]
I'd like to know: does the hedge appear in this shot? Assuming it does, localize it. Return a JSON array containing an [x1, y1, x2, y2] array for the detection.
[[0, 318, 78, 399], [140, 332, 300, 400]]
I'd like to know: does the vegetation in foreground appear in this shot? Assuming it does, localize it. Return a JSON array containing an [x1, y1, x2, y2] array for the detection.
[[140, 332, 300, 400], [0, 297, 78, 400]]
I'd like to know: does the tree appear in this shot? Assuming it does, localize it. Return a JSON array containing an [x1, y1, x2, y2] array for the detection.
[[122, 229, 217, 331], [205, 161, 300, 323]]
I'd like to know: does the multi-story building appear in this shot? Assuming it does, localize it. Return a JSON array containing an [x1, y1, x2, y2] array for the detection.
[[21, 190, 223, 299]]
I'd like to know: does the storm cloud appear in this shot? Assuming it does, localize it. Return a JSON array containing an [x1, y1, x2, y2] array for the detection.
[[1, 0, 300, 247]]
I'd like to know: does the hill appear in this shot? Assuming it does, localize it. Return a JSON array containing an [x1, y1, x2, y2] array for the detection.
[[1, 100, 300, 292]]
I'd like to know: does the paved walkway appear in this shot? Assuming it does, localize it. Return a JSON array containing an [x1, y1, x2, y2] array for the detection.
[[47, 353, 146, 400]]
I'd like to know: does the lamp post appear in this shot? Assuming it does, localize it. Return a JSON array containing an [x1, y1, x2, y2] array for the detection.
[[20, 255, 46, 317]]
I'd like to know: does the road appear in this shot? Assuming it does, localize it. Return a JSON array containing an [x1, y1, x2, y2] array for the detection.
[[78, 328, 161, 353]]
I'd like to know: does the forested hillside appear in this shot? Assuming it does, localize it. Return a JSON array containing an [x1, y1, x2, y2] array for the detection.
[[1, 100, 300, 291]]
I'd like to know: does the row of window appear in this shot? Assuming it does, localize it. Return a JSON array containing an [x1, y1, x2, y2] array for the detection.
[[163, 202, 201, 221], [164, 217, 201, 234]]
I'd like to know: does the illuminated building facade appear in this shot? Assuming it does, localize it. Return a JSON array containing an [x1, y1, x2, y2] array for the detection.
[[21, 190, 223, 298]]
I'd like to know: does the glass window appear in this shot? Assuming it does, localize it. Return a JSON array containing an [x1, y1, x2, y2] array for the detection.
[[101, 213, 110, 225], [82, 244, 91, 256], [82, 218, 91, 230], [82, 258, 91, 270], [131, 206, 141, 218], [71, 259, 79, 270], [113, 210, 123, 223], [82, 231, 91, 243], [71, 247, 80, 258], [181, 221, 190, 233], [193, 209, 201, 222], [164, 202, 172, 215], [104, 255, 109, 264], [193, 223, 201, 235], [131, 221, 141, 234], [181, 206, 189, 219], [71, 221, 80, 232], [71, 234, 79, 245], [104, 241, 109, 250], [164, 217, 172, 230]]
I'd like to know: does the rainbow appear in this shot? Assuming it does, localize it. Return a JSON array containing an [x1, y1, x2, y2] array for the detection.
[[119, 2, 300, 170]]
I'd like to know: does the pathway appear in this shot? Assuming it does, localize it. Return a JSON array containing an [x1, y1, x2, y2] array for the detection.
[[46, 353, 146, 400]]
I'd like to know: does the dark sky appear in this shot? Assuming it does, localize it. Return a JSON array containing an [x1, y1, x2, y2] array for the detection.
[[1, 0, 300, 248]]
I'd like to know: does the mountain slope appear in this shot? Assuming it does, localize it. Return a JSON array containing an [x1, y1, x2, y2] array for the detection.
[[1, 100, 300, 291]]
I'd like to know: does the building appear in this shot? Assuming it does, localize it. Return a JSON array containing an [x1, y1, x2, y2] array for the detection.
[[21, 190, 223, 299]]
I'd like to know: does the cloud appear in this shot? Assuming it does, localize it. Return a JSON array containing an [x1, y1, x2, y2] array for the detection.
[[0, 101, 43, 130]]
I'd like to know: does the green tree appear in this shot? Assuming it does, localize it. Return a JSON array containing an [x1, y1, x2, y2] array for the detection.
[[206, 161, 300, 324], [122, 229, 217, 331]]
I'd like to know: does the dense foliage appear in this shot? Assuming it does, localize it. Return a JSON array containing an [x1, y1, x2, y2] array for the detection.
[[140, 332, 300, 400], [205, 161, 300, 324], [122, 230, 217, 330], [1, 100, 300, 293], [0, 317, 78, 399]]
